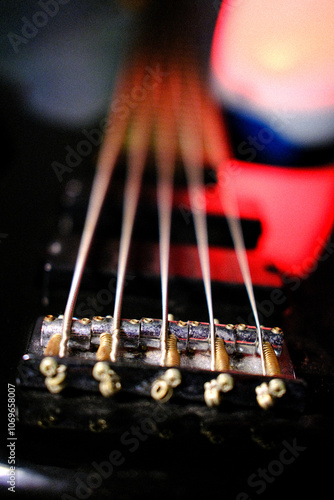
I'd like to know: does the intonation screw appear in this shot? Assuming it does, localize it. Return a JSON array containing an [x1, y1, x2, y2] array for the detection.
[[96, 332, 112, 361], [262, 341, 281, 376], [215, 338, 230, 371], [44, 333, 62, 357], [165, 334, 180, 367]]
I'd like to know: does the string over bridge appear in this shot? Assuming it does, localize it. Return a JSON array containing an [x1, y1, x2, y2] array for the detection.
[[41, 315, 284, 371]]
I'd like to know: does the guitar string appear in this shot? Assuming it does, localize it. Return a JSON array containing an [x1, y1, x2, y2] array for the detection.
[[155, 73, 179, 366], [197, 74, 266, 375], [111, 67, 156, 362], [58, 66, 134, 357], [178, 65, 217, 371], [59, 54, 265, 375], [222, 169, 266, 375]]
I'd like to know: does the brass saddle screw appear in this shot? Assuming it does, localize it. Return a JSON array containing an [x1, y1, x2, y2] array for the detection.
[[151, 368, 182, 403], [215, 337, 230, 371], [263, 341, 281, 376], [44, 333, 62, 357], [165, 334, 180, 367], [39, 357, 67, 394], [256, 341, 286, 409], [256, 379, 286, 410], [93, 361, 121, 397], [96, 332, 112, 361], [204, 373, 234, 407]]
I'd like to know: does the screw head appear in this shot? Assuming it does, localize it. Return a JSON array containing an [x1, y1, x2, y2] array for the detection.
[[80, 318, 91, 325], [164, 368, 181, 388], [178, 320, 187, 327], [255, 382, 274, 410], [92, 361, 111, 381], [226, 324, 235, 330], [40, 357, 58, 377], [151, 379, 173, 403], [99, 377, 121, 397], [44, 315, 55, 322], [204, 381, 220, 407], [45, 369, 67, 393], [216, 373, 234, 393], [268, 378, 286, 398], [237, 324, 247, 331]]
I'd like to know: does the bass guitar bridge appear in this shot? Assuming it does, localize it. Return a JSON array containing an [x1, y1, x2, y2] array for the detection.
[[16, 314, 306, 434]]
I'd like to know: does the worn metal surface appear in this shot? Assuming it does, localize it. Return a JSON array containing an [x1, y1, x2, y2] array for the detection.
[[40, 315, 284, 355]]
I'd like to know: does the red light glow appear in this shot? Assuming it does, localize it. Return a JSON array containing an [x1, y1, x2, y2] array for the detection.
[[211, 0, 334, 111]]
